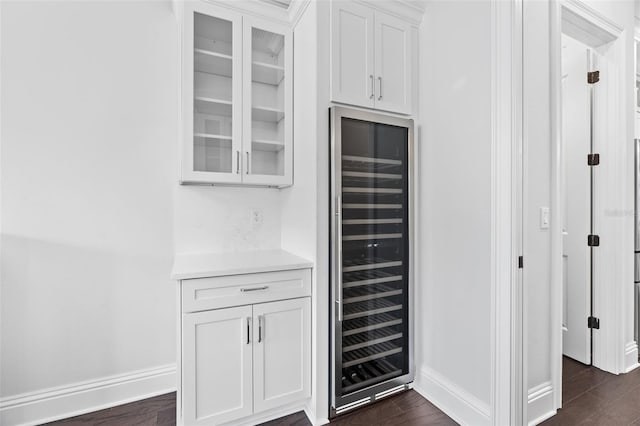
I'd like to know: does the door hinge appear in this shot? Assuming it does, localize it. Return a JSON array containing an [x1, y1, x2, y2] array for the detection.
[[588, 234, 600, 247], [587, 70, 600, 84], [588, 316, 600, 329], [587, 153, 600, 166], [518, 256, 523, 269]]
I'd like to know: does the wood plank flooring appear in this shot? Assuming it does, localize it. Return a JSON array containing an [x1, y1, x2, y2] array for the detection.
[[43, 360, 640, 426], [44, 390, 455, 426], [262, 390, 457, 426], [540, 357, 640, 426]]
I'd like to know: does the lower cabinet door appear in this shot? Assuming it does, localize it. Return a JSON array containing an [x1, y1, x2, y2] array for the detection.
[[183, 305, 253, 425], [253, 297, 311, 413]]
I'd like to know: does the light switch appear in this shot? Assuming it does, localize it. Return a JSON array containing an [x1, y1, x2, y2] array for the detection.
[[540, 207, 550, 229]]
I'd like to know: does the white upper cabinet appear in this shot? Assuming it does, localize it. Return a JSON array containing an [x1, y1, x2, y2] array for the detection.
[[331, 2, 375, 109], [331, 2, 413, 115], [243, 17, 293, 187], [179, 2, 293, 187]]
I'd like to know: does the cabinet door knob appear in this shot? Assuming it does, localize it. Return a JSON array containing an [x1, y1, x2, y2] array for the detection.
[[377, 76, 382, 100], [236, 151, 240, 174], [258, 315, 263, 343], [246, 152, 250, 174], [246, 317, 251, 344]]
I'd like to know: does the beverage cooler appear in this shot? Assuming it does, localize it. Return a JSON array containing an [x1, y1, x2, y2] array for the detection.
[[330, 107, 414, 416]]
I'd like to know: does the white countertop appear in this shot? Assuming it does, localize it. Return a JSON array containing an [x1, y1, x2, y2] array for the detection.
[[171, 249, 314, 280]]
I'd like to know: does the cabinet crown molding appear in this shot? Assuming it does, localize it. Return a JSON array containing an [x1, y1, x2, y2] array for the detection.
[[353, 0, 426, 26]]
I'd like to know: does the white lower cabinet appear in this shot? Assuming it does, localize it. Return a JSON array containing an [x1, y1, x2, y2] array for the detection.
[[179, 268, 311, 426], [183, 306, 253, 425], [253, 298, 311, 413]]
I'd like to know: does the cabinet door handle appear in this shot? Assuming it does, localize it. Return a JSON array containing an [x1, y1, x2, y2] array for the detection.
[[258, 315, 263, 343], [240, 286, 269, 292], [369, 74, 374, 99], [246, 151, 250, 174], [246, 317, 251, 344], [236, 151, 240, 174], [377, 77, 382, 100]]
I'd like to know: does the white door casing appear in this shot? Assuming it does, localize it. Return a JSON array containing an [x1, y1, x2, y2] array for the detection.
[[561, 34, 592, 365]]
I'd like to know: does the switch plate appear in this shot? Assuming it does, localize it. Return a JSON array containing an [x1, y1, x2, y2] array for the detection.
[[540, 207, 550, 229]]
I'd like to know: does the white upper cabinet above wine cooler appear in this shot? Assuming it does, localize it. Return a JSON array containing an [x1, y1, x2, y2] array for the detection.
[[331, 2, 413, 115], [179, 2, 293, 187]]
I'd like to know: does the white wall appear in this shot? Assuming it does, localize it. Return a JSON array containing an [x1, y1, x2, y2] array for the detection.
[[0, 1, 284, 424], [0, 0, 177, 408], [415, 2, 492, 424]]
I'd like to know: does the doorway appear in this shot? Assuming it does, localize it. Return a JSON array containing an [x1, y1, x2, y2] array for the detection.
[[561, 33, 599, 367]]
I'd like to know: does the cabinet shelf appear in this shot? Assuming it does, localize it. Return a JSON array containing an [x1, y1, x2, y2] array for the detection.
[[253, 139, 284, 152], [252, 106, 284, 122], [252, 61, 284, 85], [195, 48, 232, 77], [194, 97, 232, 116]]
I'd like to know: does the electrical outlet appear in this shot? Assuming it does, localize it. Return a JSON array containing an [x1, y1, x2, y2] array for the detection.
[[250, 208, 263, 228]]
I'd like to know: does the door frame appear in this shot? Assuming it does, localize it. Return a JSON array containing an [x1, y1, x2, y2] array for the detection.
[[490, 0, 524, 424], [548, 0, 633, 413]]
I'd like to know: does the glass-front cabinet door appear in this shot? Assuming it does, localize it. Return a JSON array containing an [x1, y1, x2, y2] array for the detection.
[[242, 17, 293, 187], [180, 5, 293, 187], [182, 3, 243, 184]]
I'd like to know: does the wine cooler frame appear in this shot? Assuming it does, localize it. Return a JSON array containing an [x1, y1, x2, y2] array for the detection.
[[330, 106, 415, 416]]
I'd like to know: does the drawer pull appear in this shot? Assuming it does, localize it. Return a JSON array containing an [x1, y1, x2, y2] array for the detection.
[[240, 286, 269, 292]]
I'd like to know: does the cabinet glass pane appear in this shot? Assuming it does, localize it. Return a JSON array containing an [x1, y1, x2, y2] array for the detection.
[[250, 27, 285, 176], [193, 13, 233, 173], [339, 118, 410, 396]]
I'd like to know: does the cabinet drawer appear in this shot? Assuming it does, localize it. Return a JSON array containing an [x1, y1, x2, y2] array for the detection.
[[181, 268, 311, 313]]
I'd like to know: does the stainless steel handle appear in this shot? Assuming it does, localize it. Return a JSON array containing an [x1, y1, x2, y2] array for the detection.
[[336, 195, 343, 322], [240, 286, 269, 292], [236, 151, 240, 174], [246, 317, 251, 344], [369, 75, 374, 99], [258, 315, 263, 343], [377, 77, 382, 100], [246, 151, 250, 174]]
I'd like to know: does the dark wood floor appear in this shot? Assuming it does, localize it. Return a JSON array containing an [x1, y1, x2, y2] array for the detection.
[[44, 360, 640, 426], [262, 390, 457, 426], [44, 390, 455, 426], [540, 357, 640, 426]]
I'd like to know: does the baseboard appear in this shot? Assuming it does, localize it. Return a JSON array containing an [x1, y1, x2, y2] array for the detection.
[[0, 364, 176, 426], [413, 367, 490, 426], [527, 381, 555, 426], [303, 406, 330, 426], [625, 341, 639, 373]]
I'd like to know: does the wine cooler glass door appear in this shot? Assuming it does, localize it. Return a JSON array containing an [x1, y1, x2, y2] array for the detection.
[[332, 108, 412, 411]]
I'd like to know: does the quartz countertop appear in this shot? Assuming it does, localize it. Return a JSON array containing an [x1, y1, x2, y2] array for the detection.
[[171, 249, 313, 280]]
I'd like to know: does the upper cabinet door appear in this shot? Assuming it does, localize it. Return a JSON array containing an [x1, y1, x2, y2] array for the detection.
[[253, 297, 311, 413], [374, 12, 412, 115], [242, 17, 293, 187], [331, 2, 375, 109], [182, 305, 253, 425], [181, 2, 243, 184]]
